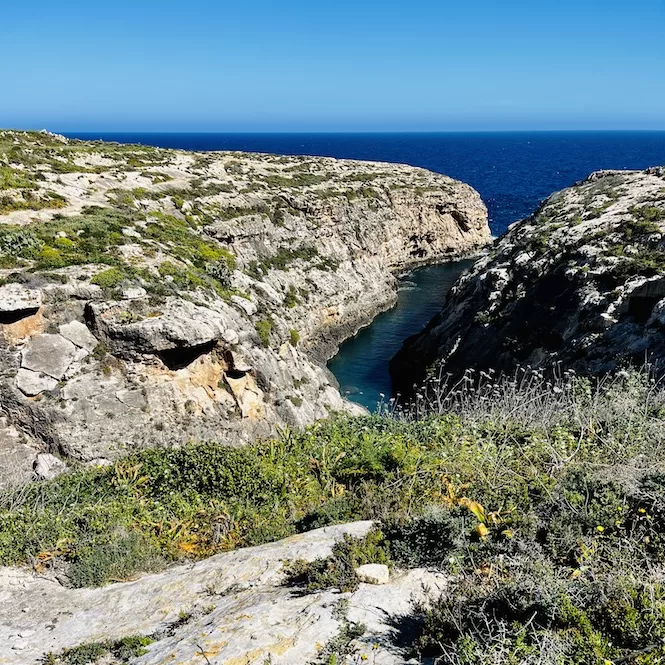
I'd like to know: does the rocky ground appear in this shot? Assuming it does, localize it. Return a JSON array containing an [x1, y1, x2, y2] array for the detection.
[[0, 521, 447, 665], [0, 130, 489, 487], [392, 167, 665, 395]]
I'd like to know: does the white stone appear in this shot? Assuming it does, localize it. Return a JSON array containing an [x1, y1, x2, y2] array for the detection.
[[228, 349, 252, 372], [15, 368, 58, 396], [222, 328, 239, 345], [21, 334, 77, 380], [0, 284, 42, 313], [59, 321, 98, 352], [33, 453, 67, 481], [121, 286, 147, 300], [231, 295, 257, 316], [354, 563, 390, 585]]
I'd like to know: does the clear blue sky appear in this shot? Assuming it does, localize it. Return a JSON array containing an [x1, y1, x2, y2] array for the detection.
[[2, 0, 664, 132]]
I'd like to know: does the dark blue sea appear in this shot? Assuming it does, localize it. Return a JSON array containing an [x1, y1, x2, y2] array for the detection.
[[66, 131, 665, 408]]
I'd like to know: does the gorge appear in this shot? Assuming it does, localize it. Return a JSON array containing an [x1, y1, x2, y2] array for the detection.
[[0, 130, 489, 487], [327, 259, 473, 409], [3, 131, 665, 665]]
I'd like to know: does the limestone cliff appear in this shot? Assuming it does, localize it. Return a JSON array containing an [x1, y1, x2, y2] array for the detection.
[[391, 167, 665, 395], [0, 130, 489, 485]]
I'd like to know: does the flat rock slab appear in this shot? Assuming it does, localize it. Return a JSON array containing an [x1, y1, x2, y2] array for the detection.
[[89, 299, 228, 353], [0, 284, 42, 313], [0, 517, 446, 665], [20, 334, 77, 380], [0, 521, 375, 665], [59, 320, 98, 352], [15, 368, 58, 396]]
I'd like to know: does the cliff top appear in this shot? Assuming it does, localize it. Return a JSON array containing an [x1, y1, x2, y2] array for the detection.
[[0, 129, 488, 487]]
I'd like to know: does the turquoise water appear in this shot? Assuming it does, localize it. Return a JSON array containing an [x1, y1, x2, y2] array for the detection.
[[327, 260, 473, 410]]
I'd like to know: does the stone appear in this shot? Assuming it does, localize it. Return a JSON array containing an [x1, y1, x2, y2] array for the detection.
[[121, 226, 141, 238], [222, 328, 239, 345], [355, 563, 390, 585], [59, 321, 98, 352], [231, 295, 257, 316], [33, 453, 67, 480], [88, 299, 227, 354], [21, 334, 77, 380], [227, 349, 252, 373], [121, 286, 147, 300], [115, 388, 147, 410], [15, 368, 58, 396], [226, 373, 265, 419], [0, 284, 42, 314]]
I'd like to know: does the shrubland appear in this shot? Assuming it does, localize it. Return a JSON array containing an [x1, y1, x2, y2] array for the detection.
[[1, 367, 665, 663]]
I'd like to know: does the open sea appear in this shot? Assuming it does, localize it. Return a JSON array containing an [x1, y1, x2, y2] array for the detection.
[[66, 131, 665, 408]]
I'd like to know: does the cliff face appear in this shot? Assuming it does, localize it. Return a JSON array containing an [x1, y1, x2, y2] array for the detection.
[[0, 131, 489, 485], [391, 168, 665, 395]]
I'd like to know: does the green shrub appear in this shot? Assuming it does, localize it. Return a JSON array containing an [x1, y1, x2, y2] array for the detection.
[[68, 528, 167, 587], [90, 267, 126, 289], [47, 634, 154, 664], [631, 204, 665, 223], [285, 529, 390, 593], [255, 318, 273, 347], [407, 571, 665, 664], [284, 285, 299, 308]]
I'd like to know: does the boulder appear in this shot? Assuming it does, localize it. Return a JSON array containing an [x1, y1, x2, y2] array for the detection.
[[20, 334, 77, 380], [15, 368, 58, 396], [58, 321, 98, 353], [355, 563, 390, 585], [231, 295, 257, 316], [0, 284, 42, 314], [88, 299, 227, 354], [33, 453, 67, 480]]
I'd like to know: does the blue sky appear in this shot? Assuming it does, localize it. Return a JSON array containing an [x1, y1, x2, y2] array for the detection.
[[2, 0, 664, 131]]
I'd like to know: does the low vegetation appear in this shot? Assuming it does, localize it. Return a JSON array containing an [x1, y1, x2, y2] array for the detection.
[[43, 635, 154, 665], [1, 368, 665, 663]]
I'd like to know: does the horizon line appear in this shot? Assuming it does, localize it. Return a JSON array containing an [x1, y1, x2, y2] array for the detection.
[[55, 128, 665, 135]]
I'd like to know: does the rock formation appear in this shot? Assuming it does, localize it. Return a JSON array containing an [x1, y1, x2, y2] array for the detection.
[[391, 168, 665, 395], [0, 130, 489, 486]]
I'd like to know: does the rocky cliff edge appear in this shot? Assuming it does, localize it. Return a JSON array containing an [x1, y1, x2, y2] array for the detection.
[[391, 167, 665, 395], [0, 130, 489, 486]]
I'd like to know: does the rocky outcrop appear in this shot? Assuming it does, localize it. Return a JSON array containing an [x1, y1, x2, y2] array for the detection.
[[0, 521, 446, 664], [391, 168, 665, 394], [0, 131, 489, 485]]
